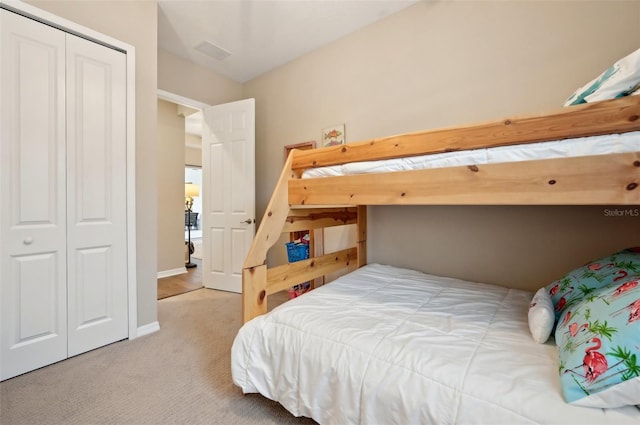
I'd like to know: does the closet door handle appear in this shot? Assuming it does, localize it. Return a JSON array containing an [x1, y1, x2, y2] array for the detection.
[[240, 219, 255, 224], [23, 237, 34, 245]]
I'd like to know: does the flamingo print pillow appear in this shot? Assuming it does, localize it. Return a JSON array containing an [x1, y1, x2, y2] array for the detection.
[[545, 248, 640, 325], [555, 275, 640, 407]]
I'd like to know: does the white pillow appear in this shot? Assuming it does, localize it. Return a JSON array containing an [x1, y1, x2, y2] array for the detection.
[[528, 287, 554, 343], [564, 47, 640, 106]]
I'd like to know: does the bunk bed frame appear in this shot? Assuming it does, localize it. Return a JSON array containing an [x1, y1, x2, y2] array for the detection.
[[242, 96, 640, 323]]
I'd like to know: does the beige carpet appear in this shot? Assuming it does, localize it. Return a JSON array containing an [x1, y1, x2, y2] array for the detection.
[[0, 289, 315, 425]]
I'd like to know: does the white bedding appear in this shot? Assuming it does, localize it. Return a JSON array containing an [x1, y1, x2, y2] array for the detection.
[[301, 131, 640, 178], [231, 264, 640, 424]]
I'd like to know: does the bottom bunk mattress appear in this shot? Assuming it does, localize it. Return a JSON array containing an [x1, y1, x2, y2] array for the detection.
[[231, 264, 640, 424]]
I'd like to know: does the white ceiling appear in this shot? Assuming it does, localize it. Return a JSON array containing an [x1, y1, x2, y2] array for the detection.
[[158, 0, 418, 84]]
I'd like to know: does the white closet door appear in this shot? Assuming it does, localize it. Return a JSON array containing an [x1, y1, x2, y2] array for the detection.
[[0, 10, 68, 380], [65, 34, 128, 356]]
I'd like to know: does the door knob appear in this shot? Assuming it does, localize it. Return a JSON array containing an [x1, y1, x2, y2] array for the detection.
[[240, 219, 255, 224]]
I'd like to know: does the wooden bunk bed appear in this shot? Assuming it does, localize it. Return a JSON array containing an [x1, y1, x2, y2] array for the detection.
[[242, 95, 640, 324], [233, 95, 640, 424]]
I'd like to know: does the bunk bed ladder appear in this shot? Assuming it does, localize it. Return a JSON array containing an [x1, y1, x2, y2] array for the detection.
[[242, 152, 366, 323]]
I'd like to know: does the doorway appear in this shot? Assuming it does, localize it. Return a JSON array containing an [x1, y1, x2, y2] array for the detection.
[[156, 91, 256, 297], [185, 165, 203, 260], [156, 92, 207, 299]]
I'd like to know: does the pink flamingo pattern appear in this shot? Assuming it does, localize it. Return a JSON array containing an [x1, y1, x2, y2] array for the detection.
[[567, 322, 588, 337], [588, 262, 614, 271], [613, 270, 629, 282], [613, 298, 640, 324], [559, 311, 572, 328], [582, 338, 608, 383], [563, 339, 609, 384], [556, 268, 640, 404], [546, 248, 640, 323], [611, 279, 639, 298], [630, 299, 640, 323]]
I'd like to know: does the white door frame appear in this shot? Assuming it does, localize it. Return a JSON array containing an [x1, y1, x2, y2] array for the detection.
[[1, 1, 138, 339], [158, 90, 211, 112]]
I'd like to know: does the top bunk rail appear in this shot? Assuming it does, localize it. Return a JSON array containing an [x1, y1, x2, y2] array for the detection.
[[288, 97, 640, 206], [291, 96, 640, 172]]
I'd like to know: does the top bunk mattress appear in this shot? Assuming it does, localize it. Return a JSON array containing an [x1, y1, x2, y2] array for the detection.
[[231, 263, 640, 424], [301, 131, 640, 178]]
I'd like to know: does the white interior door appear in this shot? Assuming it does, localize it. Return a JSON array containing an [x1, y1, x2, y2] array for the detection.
[[0, 9, 68, 380], [65, 33, 128, 356], [202, 99, 255, 293]]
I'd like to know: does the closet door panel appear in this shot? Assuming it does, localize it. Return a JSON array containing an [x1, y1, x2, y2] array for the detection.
[[11, 253, 61, 337], [0, 10, 67, 380], [65, 34, 128, 356]]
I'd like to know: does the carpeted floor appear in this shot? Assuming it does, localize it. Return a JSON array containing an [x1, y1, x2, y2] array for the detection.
[[0, 288, 315, 425]]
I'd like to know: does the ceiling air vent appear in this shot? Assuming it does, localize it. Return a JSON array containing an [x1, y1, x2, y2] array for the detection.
[[194, 40, 231, 61]]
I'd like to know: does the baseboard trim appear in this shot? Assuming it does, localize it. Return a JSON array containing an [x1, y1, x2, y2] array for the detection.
[[157, 267, 187, 279], [136, 321, 160, 338]]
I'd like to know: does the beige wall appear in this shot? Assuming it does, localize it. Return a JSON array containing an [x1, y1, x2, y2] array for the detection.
[[243, 1, 640, 290], [185, 134, 202, 167], [157, 99, 186, 274], [28, 0, 159, 326], [158, 49, 243, 105], [370, 206, 639, 290]]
